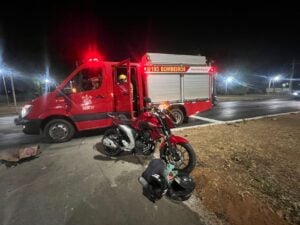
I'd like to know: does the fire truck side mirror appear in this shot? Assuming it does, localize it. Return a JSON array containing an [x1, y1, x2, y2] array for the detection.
[[63, 87, 73, 95], [57, 87, 72, 97]]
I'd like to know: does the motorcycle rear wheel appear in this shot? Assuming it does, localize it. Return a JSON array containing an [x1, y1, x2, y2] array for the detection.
[[102, 128, 123, 156], [161, 143, 196, 174]]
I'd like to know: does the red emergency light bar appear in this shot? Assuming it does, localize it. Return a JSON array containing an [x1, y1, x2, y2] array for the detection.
[[85, 56, 103, 67], [84, 46, 103, 64], [88, 57, 100, 62]]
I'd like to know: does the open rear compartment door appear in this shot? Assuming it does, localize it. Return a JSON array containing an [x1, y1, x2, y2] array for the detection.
[[113, 59, 134, 119]]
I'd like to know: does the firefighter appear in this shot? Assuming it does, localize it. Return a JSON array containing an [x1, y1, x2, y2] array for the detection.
[[118, 74, 133, 98]]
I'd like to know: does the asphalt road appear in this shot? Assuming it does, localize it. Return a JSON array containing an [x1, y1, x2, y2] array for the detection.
[[186, 98, 300, 127], [0, 98, 300, 225]]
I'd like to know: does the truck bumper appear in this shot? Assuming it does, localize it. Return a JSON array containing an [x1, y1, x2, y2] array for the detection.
[[14, 116, 41, 135]]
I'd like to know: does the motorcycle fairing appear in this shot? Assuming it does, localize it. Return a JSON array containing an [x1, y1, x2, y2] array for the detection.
[[118, 125, 136, 150]]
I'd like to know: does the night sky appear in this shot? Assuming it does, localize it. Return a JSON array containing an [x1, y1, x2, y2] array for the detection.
[[1, 3, 300, 85]]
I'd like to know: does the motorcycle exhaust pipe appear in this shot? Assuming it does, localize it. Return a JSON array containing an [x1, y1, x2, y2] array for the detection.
[[102, 137, 118, 149]]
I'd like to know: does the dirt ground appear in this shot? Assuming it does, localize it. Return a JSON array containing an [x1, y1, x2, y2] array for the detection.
[[174, 113, 300, 225]]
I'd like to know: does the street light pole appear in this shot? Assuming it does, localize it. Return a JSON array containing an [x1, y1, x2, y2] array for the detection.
[[2, 75, 10, 105], [290, 59, 295, 93], [268, 78, 272, 95], [225, 76, 233, 94], [10, 74, 17, 111], [268, 75, 281, 95]]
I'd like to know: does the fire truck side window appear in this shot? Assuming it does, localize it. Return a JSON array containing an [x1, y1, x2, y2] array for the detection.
[[64, 68, 103, 93]]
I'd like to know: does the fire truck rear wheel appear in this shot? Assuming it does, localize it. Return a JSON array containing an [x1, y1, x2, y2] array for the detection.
[[44, 119, 75, 143], [170, 108, 185, 125]]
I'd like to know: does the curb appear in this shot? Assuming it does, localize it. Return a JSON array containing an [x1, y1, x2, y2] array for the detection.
[[216, 96, 291, 102]]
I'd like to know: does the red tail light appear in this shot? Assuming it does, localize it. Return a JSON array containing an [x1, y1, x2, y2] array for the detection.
[[208, 66, 217, 74]]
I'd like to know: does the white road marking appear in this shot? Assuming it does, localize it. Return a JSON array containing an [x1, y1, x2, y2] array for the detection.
[[189, 115, 223, 123], [173, 111, 300, 131], [225, 111, 300, 123]]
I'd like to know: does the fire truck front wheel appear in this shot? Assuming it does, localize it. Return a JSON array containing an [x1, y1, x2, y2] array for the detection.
[[43, 119, 75, 143], [170, 108, 185, 126]]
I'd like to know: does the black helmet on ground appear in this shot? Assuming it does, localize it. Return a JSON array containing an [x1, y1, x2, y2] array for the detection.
[[142, 174, 168, 203], [139, 159, 168, 203], [166, 173, 195, 201]]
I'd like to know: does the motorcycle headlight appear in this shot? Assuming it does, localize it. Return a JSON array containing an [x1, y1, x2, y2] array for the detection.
[[158, 102, 169, 111], [293, 92, 298, 96], [21, 105, 32, 118]]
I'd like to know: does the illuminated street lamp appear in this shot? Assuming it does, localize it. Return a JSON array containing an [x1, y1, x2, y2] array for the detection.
[[274, 75, 280, 81], [268, 75, 281, 88], [225, 76, 234, 94], [44, 77, 52, 93]]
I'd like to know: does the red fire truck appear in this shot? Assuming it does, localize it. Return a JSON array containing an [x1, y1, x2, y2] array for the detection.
[[15, 52, 216, 142]]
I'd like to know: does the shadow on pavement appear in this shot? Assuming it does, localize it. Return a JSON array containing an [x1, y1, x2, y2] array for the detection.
[[0, 156, 40, 168], [93, 142, 152, 166], [0, 135, 42, 152], [73, 128, 107, 139]]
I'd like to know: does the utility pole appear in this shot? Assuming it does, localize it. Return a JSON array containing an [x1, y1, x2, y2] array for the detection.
[[290, 59, 295, 93]]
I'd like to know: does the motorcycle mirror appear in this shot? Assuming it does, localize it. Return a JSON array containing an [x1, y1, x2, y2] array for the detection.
[[144, 97, 152, 103]]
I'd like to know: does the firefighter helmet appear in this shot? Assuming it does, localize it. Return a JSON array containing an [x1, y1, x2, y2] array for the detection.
[[119, 74, 127, 82]]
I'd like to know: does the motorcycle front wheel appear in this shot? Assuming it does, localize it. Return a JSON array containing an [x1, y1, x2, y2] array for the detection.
[[161, 143, 196, 174], [101, 128, 123, 156]]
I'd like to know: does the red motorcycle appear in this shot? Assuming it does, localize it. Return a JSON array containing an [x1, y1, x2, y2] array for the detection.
[[101, 99, 196, 173]]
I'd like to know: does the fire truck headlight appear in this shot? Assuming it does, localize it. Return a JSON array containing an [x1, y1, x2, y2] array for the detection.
[[21, 105, 33, 118]]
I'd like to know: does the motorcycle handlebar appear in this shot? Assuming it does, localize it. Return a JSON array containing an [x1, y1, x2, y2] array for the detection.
[[106, 113, 131, 125], [107, 113, 115, 118], [143, 105, 161, 114]]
